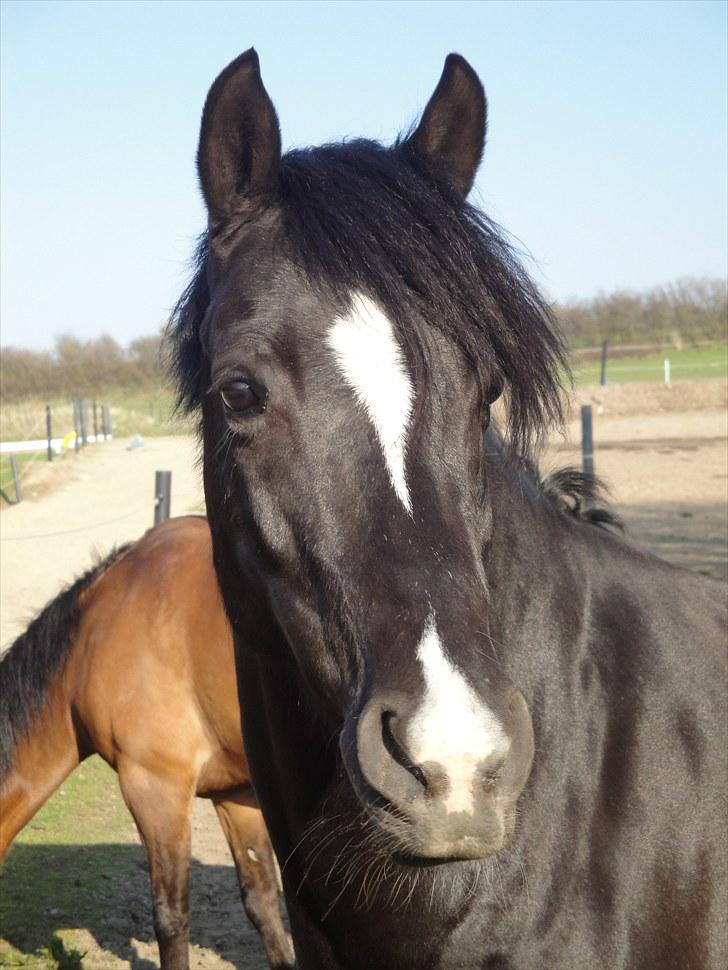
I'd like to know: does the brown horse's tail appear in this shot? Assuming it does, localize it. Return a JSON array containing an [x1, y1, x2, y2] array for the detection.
[[0, 544, 131, 784]]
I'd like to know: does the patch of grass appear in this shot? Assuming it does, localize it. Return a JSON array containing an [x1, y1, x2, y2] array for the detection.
[[0, 453, 46, 504], [0, 757, 140, 968], [1, 388, 195, 446], [105, 388, 195, 439], [0, 936, 87, 970], [3, 756, 133, 851], [572, 344, 728, 385], [44, 937, 85, 970]]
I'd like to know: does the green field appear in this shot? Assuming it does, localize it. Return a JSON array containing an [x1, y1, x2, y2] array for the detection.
[[571, 344, 727, 385], [1, 389, 194, 446], [0, 757, 140, 969], [0, 390, 196, 505], [0, 452, 50, 504], [0, 345, 725, 484]]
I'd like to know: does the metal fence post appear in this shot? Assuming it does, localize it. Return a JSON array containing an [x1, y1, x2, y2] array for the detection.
[[73, 397, 80, 452], [599, 339, 608, 386], [10, 455, 22, 503], [581, 404, 594, 477], [154, 470, 172, 525], [46, 405, 53, 462], [80, 399, 89, 447]]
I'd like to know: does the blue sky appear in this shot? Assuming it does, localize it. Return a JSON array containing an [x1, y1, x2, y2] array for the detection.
[[1, 0, 726, 350]]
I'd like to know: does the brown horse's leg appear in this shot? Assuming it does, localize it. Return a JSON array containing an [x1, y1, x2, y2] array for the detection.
[[213, 788, 295, 970], [118, 762, 194, 970], [0, 701, 81, 862]]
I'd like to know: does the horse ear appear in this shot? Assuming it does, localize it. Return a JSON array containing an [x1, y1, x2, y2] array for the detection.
[[197, 48, 281, 226], [407, 53, 486, 199]]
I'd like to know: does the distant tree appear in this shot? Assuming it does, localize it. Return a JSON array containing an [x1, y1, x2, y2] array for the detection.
[[128, 334, 166, 385], [0, 329, 169, 403], [0, 278, 726, 403], [0, 346, 55, 399], [556, 277, 727, 348]]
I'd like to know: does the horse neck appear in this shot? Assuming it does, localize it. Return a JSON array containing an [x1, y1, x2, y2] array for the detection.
[[483, 447, 591, 664], [234, 632, 335, 845]]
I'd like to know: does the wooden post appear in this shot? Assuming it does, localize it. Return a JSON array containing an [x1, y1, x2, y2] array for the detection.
[[581, 404, 594, 477], [10, 455, 22, 503], [599, 339, 608, 386], [46, 405, 53, 462], [154, 471, 172, 525]]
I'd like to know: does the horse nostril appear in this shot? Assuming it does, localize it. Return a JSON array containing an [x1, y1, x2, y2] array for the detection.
[[481, 756, 506, 788], [381, 710, 428, 791]]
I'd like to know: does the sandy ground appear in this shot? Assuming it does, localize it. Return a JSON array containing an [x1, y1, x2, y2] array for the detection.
[[1, 434, 272, 970], [1, 382, 726, 969], [0, 435, 205, 648]]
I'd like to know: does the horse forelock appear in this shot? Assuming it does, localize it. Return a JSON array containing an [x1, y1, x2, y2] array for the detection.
[[168, 136, 569, 458]]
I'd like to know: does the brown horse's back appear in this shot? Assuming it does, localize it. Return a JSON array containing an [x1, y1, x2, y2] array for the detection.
[[72, 516, 248, 795]]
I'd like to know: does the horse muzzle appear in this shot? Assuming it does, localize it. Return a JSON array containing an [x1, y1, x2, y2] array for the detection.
[[340, 686, 534, 861]]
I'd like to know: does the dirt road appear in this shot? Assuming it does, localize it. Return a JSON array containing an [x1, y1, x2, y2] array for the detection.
[[1, 435, 204, 648]]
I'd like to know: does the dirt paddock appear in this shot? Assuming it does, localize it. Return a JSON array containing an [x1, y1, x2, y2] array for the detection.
[[0, 380, 726, 969]]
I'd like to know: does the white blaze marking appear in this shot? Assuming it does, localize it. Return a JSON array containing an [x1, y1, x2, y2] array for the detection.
[[328, 293, 414, 514], [408, 618, 507, 815]]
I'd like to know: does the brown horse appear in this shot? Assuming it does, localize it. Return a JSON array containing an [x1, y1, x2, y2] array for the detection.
[[0, 515, 294, 970]]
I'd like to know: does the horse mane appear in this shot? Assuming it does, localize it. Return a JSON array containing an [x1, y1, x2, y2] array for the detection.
[[536, 466, 623, 531], [0, 544, 131, 781], [169, 137, 569, 456]]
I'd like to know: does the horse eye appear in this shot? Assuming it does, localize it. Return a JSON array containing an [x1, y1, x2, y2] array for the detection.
[[220, 381, 264, 415]]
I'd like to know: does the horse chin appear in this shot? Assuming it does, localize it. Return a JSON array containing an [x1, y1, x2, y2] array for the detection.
[[341, 764, 509, 863], [339, 721, 514, 864], [366, 801, 510, 864]]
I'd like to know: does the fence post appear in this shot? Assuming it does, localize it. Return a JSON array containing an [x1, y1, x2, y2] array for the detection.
[[10, 455, 22, 503], [154, 470, 172, 525], [80, 399, 89, 447], [93, 400, 98, 441], [581, 404, 594, 477], [664, 359, 671, 386], [46, 405, 53, 462], [599, 339, 609, 386], [73, 398, 80, 452], [104, 405, 113, 439]]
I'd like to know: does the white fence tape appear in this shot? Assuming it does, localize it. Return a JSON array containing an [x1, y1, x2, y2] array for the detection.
[[0, 434, 112, 455]]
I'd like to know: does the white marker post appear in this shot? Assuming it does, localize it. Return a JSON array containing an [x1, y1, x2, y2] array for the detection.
[[664, 358, 671, 386]]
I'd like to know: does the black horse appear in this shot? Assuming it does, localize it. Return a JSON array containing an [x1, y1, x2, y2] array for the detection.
[[170, 49, 727, 969]]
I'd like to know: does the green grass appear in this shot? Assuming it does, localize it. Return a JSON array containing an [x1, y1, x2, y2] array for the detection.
[[0, 453, 45, 504], [0, 757, 140, 970], [0, 937, 85, 970], [1, 388, 195, 446], [3, 757, 133, 850], [571, 344, 728, 385], [0, 387, 195, 506], [105, 388, 195, 439], [1, 346, 725, 456]]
